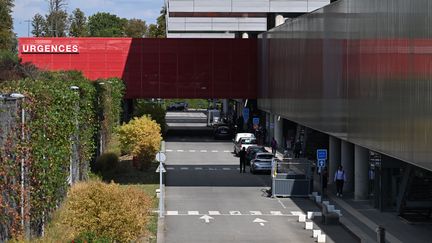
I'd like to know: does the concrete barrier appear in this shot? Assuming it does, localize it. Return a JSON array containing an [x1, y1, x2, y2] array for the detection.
[[317, 234, 326, 243], [313, 229, 321, 238], [305, 221, 313, 230], [298, 214, 306, 222]]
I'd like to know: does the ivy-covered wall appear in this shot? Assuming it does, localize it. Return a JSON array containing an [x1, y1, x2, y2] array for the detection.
[[0, 71, 124, 239]]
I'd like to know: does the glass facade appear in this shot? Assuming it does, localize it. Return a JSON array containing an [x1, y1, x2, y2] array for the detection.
[[258, 0, 432, 171]]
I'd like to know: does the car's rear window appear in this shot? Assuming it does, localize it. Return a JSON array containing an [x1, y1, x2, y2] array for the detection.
[[257, 154, 273, 160], [242, 138, 257, 144]]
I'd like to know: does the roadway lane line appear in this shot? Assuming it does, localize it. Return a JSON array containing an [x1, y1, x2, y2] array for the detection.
[[195, 167, 203, 170], [222, 168, 231, 170], [166, 167, 175, 170], [229, 211, 242, 215], [211, 150, 218, 152], [200, 150, 207, 152], [188, 211, 199, 215], [250, 211, 262, 215], [209, 211, 221, 215], [180, 167, 189, 170], [166, 211, 178, 215], [189, 150, 196, 152], [166, 149, 173, 152], [177, 150, 184, 152], [223, 150, 231, 152], [270, 211, 283, 216]]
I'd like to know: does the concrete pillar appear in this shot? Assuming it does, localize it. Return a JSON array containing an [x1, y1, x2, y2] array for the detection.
[[341, 140, 354, 192], [355, 145, 369, 200], [274, 115, 283, 151], [242, 32, 249, 39], [222, 99, 228, 114], [329, 136, 341, 185], [275, 14, 285, 27]]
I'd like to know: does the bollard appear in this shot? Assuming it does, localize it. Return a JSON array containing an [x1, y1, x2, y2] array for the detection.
[[376, 225, 385, 243], [298, 214, 306, 222], [313, 229, 321, 238], [305, 221, 313, 230]]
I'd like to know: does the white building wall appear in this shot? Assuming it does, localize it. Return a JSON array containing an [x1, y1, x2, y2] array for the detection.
[[168, 17, 267, 32]]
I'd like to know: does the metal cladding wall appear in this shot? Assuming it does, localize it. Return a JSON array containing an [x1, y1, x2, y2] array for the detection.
[[18, 38, 257, 99], [258, 0, 432, 171]]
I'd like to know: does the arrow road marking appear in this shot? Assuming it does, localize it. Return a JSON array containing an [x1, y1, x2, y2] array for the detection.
[[200, 214, 214, 223], [253, 218, 267, 226]]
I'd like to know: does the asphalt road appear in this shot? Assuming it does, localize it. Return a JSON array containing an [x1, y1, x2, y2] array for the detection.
[[163, 112, 357, 243]]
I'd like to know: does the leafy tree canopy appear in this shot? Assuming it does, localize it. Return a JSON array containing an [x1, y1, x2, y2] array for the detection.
[[0, 0, 14, 50], [88, 12, 127, 37]]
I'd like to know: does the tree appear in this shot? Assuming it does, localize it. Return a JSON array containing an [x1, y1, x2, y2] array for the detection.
[[88, 12, 127, 37], [117, 116, 161, 170], [32, 13, 46, 37], [69, 8, 88, 37], [45, 10, 68, 37], [147, 6, 166, 38], [124, 18, 147, 38], [0, 0, 14, 50]]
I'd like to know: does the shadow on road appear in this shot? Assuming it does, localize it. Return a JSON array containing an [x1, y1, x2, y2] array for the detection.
[[165, 164, 271, 187]]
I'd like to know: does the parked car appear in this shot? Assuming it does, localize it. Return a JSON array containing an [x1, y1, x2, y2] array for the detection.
[[214, 125, 232, 140], [250, 152, 274, 174], [233, 133, 255, 153], [234, 137, 258, 155], [167, 102, 188, 111], [246, 146, 267, 165]]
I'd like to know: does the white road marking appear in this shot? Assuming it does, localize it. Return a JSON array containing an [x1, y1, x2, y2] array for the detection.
[[277, 198, 287, 209], [222, 168, 231, 170], [189, 150, 196, 152], [253, 218, 267, 226], [166, 149, 173, 152], [200, 215, 214, 223], [236, 168, 240, 170], [250, 211, 262, 215], [291, 211, 303, 216], [270, 211, 283, 216], [211, 150, 218, 152], [166, 211, 178, 215], [229, 211, 242, 215], [209, 211, 221, 215], [180, 167, 189, 170], [195, 167, 203, 170], [177, 150, 184, 152], [166, 167, 175, 170], [200, 150, 207, 152], [209, 168, 217, 171], [188, 211, 199, 215], [223, 150, 231, 153]]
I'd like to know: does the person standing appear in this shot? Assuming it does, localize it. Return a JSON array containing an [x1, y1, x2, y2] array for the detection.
[[294, 140, 302, 158], [271, 137, 278, 155], [334, 165, 346, 197], [239, 147, 247, 173]]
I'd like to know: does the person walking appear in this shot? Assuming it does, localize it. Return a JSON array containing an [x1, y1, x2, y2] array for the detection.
[[239, 147, 247, 173], [334, 165, 346, 197], [271, 137, 278, 155]]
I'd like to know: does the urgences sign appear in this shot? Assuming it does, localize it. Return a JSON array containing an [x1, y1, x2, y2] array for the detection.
[[21, 44, 79, 53]]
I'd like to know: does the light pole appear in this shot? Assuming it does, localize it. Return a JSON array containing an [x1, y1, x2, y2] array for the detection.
[[70, 86, 80, 184], [10, 93, 26, 237]]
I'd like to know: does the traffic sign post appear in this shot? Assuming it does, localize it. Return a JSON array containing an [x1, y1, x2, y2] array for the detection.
[[156, 151, 166, 218], [316, 149, 328, 198]]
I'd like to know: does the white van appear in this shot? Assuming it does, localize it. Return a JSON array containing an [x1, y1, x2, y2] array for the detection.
[[233, 133, 256, 154]]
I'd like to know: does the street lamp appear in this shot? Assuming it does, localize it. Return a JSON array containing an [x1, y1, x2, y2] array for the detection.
[[69, 86, 80, 184], [9, 93, 26, 236]]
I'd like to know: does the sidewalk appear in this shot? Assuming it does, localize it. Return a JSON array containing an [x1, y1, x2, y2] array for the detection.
[[269, 149, 432, 243], [313, 176, 432, 243]]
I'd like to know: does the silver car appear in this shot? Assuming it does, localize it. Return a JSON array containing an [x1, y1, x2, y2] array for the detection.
[[250, 152, 274, 174]]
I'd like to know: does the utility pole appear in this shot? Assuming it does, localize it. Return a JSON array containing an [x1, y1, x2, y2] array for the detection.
[[24, 20, 31, 37]]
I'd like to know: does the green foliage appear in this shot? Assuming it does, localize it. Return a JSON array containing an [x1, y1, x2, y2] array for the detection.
[[88, 12, 127, 37], [0, 70, 125, 239], [72, 231, 112, 243], [133, 100, 166, 135], [165, 99, 209, 109], [147, 6, 166, 38], [94, 152, 119, 173], [60, 181, 153, 242], [68, 8, 88, 37], [31, 13, 46, 37], [125, 18, 147, 38], [0, 0, 14, 50], [44, 10, 68, 37], [117, 116, 161, 170]]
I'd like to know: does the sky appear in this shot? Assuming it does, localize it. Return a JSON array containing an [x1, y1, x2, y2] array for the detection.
[[13, 0, 165, 37]]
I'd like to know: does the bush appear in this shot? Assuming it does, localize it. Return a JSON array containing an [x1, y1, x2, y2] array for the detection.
[[117, 116, 161, 170], [94, 152, 119, 173], [71, 232, 112, 243], [60, 181, 153, 242], [133, 100, 166, 136]]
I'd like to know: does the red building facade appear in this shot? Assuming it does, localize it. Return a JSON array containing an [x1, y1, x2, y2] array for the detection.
[[19, 38, 258, 99]]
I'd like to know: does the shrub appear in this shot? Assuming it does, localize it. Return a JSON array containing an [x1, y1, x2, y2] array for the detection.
[[71, 231, 112, 243], [117, 116, 161, 170], [60, 181, 152, 242], [94, 152, 119, 173], [133, 100, 166, 136]]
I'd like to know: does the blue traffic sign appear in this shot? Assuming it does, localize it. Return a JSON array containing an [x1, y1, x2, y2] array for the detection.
[[318, 159, 326, 168], [242, 108, 249, 122], [316, 149, 327, 160], [252, 117, 260, 125]]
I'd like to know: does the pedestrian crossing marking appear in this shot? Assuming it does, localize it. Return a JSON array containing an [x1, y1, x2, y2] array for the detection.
[[230, 211, 242, 215], [167, 211, 178, 215], [250, 211, 262, 215], [209, 211, 221, 215], [188, 211, 199, 215], [270, 211, 283, 215]]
